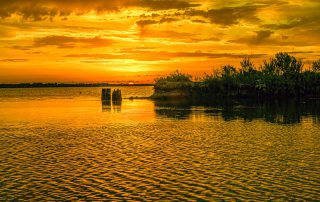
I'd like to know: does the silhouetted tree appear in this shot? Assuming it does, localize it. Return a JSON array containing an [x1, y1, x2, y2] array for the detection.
[[312, 59, 320, 72], [274, 52, 303, 79], [240, 57, 255, 73]]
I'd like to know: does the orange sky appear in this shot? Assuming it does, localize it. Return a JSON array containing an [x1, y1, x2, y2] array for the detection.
[[0, 0, 319, 83]]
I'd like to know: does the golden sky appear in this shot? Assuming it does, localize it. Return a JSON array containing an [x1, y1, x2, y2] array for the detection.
[[0, 0, 319, 83]]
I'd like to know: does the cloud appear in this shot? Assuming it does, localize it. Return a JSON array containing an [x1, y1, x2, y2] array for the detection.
[[287, 51, 315, 54], [139, 29, 195, 40], [254, 30, 274, 43], [136, 0, 200, 10], [136, 17, 179, 27], [191, 19, 207, 24], [11, 45, 31, 51], [65, 50, 266, 61], [264, 19, 304, 30], [183, 4, 261, 26], [136, 20, 158, 28], [207, 5, 261, 26], [33, 36, 113, 48], [264, 16, 320, 30], [0, 0, 200, 20], [0, 59, 29, 62], [263, 3, 320, 30], [228, 29, 320, 47], [137, 29, 220, 42], [229, 30, 274, 45]]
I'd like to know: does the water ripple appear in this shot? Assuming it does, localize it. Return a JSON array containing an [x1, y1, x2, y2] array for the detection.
[[1, 120, 319, 201]]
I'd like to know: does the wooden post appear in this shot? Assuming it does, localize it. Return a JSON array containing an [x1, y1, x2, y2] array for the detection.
[[101, 88, 111, 100], [112, 89, 122, 101]]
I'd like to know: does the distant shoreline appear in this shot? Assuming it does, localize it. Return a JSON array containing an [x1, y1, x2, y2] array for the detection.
[[0, 83, 154, 88]]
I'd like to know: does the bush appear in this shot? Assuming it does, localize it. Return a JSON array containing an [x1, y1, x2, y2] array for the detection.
[[274, 52, 303, 78], [154, 70, 192, 83], [312, 59, 320, 72], [154, 70, 193, 92], [240, 57, 255, 73]]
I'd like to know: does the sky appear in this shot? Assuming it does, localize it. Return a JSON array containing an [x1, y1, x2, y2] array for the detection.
[[0, 0, 319, 83]]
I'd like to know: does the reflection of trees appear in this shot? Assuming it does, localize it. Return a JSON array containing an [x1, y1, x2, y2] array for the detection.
[[153, 98, 320, 124], [154, 99, 192, 120], [204, 98, 320, 124]]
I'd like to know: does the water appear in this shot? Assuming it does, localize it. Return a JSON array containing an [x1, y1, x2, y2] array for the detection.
[[0, 87, 319, 201]]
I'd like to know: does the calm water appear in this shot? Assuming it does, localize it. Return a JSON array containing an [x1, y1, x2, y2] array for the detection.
[[0, 87, 319, 201]]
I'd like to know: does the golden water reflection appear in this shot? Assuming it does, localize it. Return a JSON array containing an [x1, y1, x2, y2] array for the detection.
[[0, 87, 319, 201]]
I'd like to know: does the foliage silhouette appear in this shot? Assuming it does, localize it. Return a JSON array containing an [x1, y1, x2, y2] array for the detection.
[[156, 52, 320, 98]]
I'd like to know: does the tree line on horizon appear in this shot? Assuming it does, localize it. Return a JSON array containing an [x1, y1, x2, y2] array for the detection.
[[154, 52, 320, 98]]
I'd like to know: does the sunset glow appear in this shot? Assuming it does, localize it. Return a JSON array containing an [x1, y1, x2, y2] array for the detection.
[[1, 0, 319, 83]]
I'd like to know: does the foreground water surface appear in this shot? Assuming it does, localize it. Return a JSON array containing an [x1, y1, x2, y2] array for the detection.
[[0, 87, 319, 201]]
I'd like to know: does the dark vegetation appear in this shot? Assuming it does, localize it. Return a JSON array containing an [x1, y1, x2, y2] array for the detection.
[[153, 52, 320, 99], [152, 71, 193, 98]]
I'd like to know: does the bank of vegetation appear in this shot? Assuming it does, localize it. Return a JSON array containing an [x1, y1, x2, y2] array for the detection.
[[152, 52, 320, 99]]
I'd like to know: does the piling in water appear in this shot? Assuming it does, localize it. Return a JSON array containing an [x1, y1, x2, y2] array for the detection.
[[101, 88, 111, 100], [112, 89, 122, 101]]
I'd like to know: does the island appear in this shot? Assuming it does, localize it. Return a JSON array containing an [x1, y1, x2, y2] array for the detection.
[[151, 52, 320, 99]]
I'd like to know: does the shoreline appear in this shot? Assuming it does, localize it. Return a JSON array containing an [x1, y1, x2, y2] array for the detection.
[[0, 84, 154, 89]]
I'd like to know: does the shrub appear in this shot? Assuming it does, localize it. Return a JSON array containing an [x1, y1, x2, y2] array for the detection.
[[274, 52, 303, 78], [240, 57, 255, 73], [154, 70, 192, 83], [154, 70, 192, 91], [312, 59, 320, 72]]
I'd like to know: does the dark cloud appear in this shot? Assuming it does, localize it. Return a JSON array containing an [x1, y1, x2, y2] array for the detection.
[[264, 20, 304, 30], [65, 50, 266, 61], [282, 35, 289, 40], [136, 17, 179, 27], [0, 0, 199, 20], [0, 58, 29, 62], [159, 17, 179, 24], [263, 3, 320, 30], [229, 29, 320, 47], [191, 19, 207, 24], [183, 4, 261, 26], [254, 30, 274, 43], [33, 36, 113, 48], [229, 30, 274, 45], [136, 20, 158, 28], [11, 45, 31, 51], [136, 0, 200, 10], [207, 5, 260, 25]]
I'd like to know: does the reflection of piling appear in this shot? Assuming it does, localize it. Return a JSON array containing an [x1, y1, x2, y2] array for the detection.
[[102, 100, 111, 112], [101, 88, 122, 112], [112, 89, 122, 101], [112, 100, 122, 113], [102, 88, 111, 100]]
